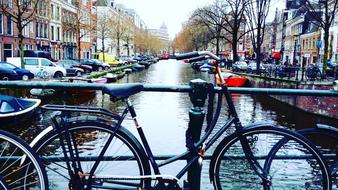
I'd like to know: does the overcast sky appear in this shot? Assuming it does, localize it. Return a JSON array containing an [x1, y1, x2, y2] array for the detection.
[[116, 0, 285, 39]]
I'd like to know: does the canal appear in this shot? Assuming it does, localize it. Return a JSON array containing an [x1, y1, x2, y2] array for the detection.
[[2, 59, 337, 189]]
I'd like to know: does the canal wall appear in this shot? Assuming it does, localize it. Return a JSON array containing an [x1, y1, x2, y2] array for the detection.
[[248, 76, 337, 120]]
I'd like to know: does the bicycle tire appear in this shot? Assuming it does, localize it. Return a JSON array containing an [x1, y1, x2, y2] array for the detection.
[[298, 127, 338, 187], [32, 120, 151, 189], [0, 129, 48, 190], [210, 126, 331, 190]]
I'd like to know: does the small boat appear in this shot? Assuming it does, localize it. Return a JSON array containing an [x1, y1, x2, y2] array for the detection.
[[105, 73, 117, 83], [138, 61, 151, 69], [116, 72, 125, 80], [0, 95, 41, 125], [30, 88, 55, 97], [131, 63, 145, 71], [67, 77, 107, 94], [124, 68, 132, 74], [216, 72, 249, 87]]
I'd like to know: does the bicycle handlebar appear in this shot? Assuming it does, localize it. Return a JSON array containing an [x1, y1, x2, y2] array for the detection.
[[175, 52, 200, 60], [185, 56, 208, 63], [176, 51, 221, 61]]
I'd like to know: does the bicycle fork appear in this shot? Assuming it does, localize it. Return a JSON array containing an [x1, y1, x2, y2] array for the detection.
[[52, 114, 86, 189]]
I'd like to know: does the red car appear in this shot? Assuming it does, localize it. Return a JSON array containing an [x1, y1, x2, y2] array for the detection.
[[159, 53, 169, 60]]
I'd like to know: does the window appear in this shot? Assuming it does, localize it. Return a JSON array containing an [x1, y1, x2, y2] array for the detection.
[[25, 59, 38, 65], [8, 0, 12, 8], [51, 25, 54, 40], [51, 4, 54, 19], [0, 101, 15, 113], [0, 14, 2, 34], [41, 59, 51, 66], [44, 23, 48, 38], [56, 6, 60, 21], [57, 27, 60, 41], [6, 16, 12, 35], [3, 44, 12, 61], [35, 22, 38, 37]]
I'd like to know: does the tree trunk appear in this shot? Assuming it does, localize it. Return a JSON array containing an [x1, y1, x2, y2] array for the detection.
[[216, 34, 220, 56], [18, 35, 25, 69], [102, 35, 105, 62], [117, 37, 120, 57], [256, 26, 262, 73], [322, 26, 329, 76]]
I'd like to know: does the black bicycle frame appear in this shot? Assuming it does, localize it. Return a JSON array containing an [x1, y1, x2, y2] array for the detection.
[[49, 83, 270, 188]]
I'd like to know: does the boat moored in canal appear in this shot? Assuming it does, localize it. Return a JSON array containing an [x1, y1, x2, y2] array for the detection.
[[216, 72, 249, 87], [0, 95, 41, 125]]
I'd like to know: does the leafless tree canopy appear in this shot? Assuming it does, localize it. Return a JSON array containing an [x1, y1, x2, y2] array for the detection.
[[246, 0, 272, 69]]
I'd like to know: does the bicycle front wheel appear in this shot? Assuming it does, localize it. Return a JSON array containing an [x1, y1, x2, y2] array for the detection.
[[211, 126, 330, 190], [0, 129, 48, 189], [33, 120, 151, 189]]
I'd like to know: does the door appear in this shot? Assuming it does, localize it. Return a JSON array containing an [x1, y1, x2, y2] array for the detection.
[[40, 58, 55, 77]]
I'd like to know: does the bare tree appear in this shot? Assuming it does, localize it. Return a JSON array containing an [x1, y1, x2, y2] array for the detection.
[[194, 0, 248, 61], [193, 3, 225, 55], [218, 0, 248, 61], [121, 19, 135, 56], [0, 0, 41, 67], [246, 0, 272, 72], [70, 0, 96, 60], [110, 11, 129, 57], [97, 11, 112, 62], [302, 0, 338, 74]]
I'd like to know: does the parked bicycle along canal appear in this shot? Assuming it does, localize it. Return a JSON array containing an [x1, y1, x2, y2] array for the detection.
[[2, 59, 337, 189]]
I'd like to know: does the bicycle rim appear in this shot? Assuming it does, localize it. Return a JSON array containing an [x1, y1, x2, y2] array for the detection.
[[299, 128, 338, 188], [0, 130, 48, 190], [212, 128, 330, 190], [34, 123, 150, 189]]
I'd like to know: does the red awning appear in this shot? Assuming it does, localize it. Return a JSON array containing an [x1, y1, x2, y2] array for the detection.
[[271, 52, 281, 59]]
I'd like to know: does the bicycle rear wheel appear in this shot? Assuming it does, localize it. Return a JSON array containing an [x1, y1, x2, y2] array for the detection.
[[33, 120, 151, 189], [210, 126, 330, 190], [0, 129, 48, 189], [298, 127, 338, 188]]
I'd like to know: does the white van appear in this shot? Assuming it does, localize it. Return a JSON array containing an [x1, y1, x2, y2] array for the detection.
[[7, 57, 66, 78]]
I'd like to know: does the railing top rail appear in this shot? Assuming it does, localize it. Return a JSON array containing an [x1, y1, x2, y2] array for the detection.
[[0, 81, 337, 97]]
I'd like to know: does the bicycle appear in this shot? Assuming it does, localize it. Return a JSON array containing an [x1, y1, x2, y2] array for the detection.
[[306, 63, 322, 81], [30, 51, 331, 189], [36, 69, 49, 79], [0, 129, 48, 189]]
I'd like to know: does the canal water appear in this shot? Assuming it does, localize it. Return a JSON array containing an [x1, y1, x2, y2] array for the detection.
[[2, 59, 337, 189]]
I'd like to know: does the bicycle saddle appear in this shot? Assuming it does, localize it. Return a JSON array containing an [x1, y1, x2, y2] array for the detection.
[[103, 83, 144, 98]]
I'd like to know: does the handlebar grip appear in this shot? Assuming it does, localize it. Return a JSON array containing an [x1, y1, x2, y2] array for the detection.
[[187, 56, 207, 63], [175, 52, 200, 60]]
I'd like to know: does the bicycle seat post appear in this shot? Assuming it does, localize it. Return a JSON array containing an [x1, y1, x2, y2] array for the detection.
[[185, 79, 209, 190]]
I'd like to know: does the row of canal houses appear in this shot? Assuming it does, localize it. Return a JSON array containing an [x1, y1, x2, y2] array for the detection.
[[0, 0, 144, 62], [265, 0, 338, 66], [0, 0, 94, 61]]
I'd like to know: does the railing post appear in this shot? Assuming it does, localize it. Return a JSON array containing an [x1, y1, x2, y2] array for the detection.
[[185, 79, 209, 190]]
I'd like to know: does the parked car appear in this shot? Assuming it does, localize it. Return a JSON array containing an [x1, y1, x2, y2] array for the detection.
[[93, 52, 122, 66], [0, 62, 34, 80], [159, 53, 169, 60], [247, 61, 266, 73], [7, 57, 66, 78], [58, 59, 92, 74], [80, 59, 110, 71], [232, 61, 248, 72], [58, 61, 84, 77]]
